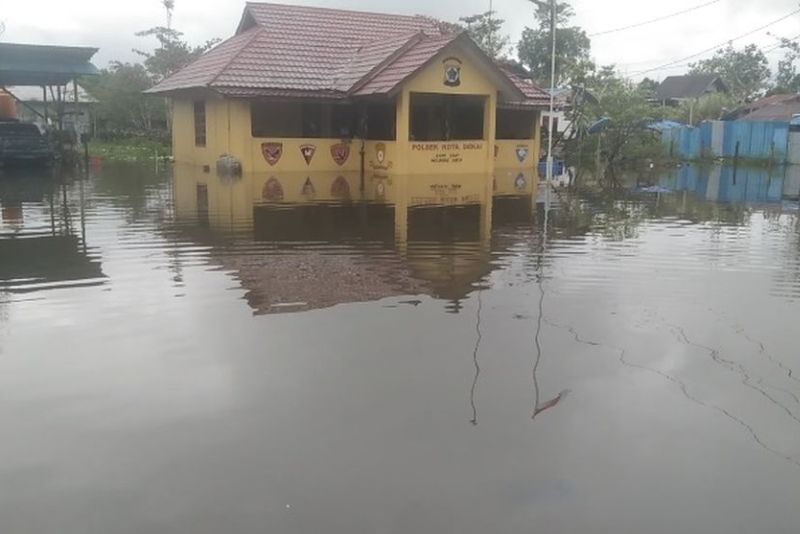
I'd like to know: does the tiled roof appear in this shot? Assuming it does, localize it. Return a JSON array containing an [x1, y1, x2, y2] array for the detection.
[[148, 2, 546, 107]]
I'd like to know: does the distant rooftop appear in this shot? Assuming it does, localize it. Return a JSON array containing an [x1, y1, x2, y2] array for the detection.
[[655, 74, 727, 101], [0, 43, 99, 86]]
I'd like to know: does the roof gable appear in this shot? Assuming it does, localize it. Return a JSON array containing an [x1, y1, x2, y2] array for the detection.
[[148, 2, 546, 107], [655, 74, 727, 101]]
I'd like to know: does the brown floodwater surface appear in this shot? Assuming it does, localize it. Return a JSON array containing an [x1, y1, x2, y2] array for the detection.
[[1, 163, 800, 534]]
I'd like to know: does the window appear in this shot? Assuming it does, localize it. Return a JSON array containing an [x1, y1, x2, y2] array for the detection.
[[496, 109, 537, 140], [409, 93, 485, 141], [193, 101, 206, 147], [365, 102, 396, 140], [251, 101, 357, 138]]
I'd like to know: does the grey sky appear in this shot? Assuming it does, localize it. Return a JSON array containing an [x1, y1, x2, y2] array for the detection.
[[2, 0, 798, 81]]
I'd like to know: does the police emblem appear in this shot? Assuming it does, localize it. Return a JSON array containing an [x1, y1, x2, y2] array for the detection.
[[443, 57, 462, 87], [375, 143, 386, 164], [330, 142, 350, 166], [301, 177, 316, 199], [262, 177, 284, 201], [514, 173, 527, 191], [300, 144, 316, 165], [261, 142, 283, 166], [515, 146, 529, 163], [331, 176, 351, 200]]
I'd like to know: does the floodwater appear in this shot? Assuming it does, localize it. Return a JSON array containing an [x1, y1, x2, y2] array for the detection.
[[1, 162, 800, 534]]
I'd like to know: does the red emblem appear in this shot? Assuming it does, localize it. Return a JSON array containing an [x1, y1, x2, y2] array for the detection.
[[330, 143, 350, 166], [261, 142, 283, 166], [300, 144, 316, 165], [331, 176, 351, 200], [262, 177, 284, 201]]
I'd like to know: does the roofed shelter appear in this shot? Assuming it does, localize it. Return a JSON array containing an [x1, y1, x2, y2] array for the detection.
[[147, 2, 549, 177], [655, 74, 728, 104], [0, 42, 99, 130]]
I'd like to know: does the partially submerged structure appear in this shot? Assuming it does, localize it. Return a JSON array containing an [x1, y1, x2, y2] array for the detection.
[[147, 2, 549, 177]]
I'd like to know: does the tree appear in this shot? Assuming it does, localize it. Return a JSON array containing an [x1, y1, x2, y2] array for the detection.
[[569, 72, 669, 177], [774, 37, 800, 94], [689, 44, 770, 102], [677, 92, 737, 124], [134, 26, 219, 83], [459, 11, 510, 59], [82, 62, 166, 133], [517, 0, 593, 87]]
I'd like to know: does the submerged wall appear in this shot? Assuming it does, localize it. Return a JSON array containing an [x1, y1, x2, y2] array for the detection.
[[663, 121, 792, 163]]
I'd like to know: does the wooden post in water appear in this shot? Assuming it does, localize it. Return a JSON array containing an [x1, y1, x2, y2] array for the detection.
[[733, 140, 740, 185]]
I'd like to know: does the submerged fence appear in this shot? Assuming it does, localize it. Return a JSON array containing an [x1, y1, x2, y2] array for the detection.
[[662, 121, 792, 163]]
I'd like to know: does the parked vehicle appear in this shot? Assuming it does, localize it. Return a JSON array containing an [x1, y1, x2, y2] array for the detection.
[[0, 120, 55, 167]]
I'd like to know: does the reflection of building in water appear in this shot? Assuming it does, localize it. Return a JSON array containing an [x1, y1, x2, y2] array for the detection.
[[658, 165, 797, 205], [0, 172, 104, 292], [172, 165, 534, 314]]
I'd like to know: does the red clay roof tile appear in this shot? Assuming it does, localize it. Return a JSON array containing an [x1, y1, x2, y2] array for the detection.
[[148, 2, 545, 107]]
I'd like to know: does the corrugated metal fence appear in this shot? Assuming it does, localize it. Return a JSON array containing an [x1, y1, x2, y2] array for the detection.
[[662, 121, 791, 163]]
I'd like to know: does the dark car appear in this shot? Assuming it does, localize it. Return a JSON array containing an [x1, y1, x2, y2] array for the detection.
[[0, 120, 55, 167]]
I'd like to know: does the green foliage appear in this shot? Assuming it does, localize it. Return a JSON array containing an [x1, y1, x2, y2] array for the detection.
[[82, 62, 166, 132], [676, 92, 737, 124], [517, 0, 594, 86], [89, 138, 171, 162], [570, 73, 668, 171], [459, 11, 511, 59], [774, 37, 800, 94], [134, 26, 219, 83], [689, 44, 770, 101]]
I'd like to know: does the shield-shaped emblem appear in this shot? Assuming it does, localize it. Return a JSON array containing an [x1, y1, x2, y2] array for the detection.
[[330, 143, 350, 166], [331, 176, 351, 200], [261, 142, 283, 166], [300, 144, 316, 165], [515, 146, 529, 163], [375, 143, 386, 164], [514, 173, 527, 191], [262, 177, 284, 201], [301, 177, 316, 199], [443, 57, 462, 87]]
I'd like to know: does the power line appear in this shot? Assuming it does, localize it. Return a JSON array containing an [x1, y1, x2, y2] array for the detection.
[[589, 0, 722, 37], [629, 7, 800, 76]]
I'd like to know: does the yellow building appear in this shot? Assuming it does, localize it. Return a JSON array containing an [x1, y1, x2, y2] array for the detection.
[[147, 2, 549, 183]]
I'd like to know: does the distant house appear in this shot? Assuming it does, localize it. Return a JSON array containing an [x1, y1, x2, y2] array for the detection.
[[146, 2, 549, 176], [725, 94, 800, 122], [7, 85, 96, 135], [655, 74, 728, 106]]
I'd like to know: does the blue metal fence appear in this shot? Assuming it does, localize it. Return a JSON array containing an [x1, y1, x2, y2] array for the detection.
[[662, 121, 791, 163]]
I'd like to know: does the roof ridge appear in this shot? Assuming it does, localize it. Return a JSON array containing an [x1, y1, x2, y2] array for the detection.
[[244, 1, 441, 22], [347, 32, 430, 95], [208, 26, 264, 88]]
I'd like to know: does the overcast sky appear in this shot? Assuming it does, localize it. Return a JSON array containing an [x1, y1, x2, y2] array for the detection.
[[2, 0, 798, 81]]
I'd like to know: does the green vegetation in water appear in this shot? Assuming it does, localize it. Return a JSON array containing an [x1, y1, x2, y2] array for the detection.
[[89, 139, 171, 162]]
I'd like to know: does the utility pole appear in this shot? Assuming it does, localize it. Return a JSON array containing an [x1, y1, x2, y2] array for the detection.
[[545, 0, 557, 210]]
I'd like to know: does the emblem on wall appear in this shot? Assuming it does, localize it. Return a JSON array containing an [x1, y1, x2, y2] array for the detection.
[[300, 144, 316, 165], [443, 57, 462, 87], [301, 177, 316, 199], [515, 146, 529, 163], [331, 176, 351, 200], [330, 143, 350, 166], [261, 142, 283, 166], [262, 177, 284, 201], [375, 143, 386, 165], [375, 180, 386, 199], [514, 173, 527, 191]]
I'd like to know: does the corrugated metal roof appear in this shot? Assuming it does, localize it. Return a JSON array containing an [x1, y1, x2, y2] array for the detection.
[[736, 94, 800, 122], [0, 43, 99, 86], [148, 2, 546, 107]]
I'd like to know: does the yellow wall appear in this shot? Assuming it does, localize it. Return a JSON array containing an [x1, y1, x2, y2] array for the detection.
[[170, 43, 542, 179]]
